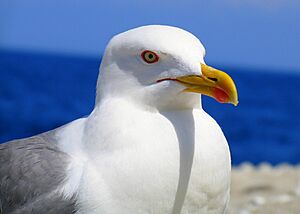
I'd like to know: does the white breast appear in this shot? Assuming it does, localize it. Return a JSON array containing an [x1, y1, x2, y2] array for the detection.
[[64, 98, 230, 214], [182, 110, 231, 214]]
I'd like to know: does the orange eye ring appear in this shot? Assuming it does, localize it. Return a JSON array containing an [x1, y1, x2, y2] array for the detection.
[[141, 50, 159, 64]]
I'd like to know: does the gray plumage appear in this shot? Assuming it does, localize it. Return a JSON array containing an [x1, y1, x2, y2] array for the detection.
[[0, 131, 77, 214]]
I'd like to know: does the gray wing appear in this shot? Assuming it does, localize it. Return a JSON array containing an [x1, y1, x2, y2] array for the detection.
[[0, 132, 77, 214]]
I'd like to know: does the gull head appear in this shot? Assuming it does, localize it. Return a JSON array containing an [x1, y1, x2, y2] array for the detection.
[[96, 25, 238, 110]]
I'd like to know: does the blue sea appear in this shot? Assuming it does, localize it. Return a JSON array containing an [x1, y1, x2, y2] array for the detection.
[[0, 50, 299, 165]]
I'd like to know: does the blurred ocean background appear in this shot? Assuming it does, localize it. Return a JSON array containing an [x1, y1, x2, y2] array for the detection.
[[1, 0, 299, 165]]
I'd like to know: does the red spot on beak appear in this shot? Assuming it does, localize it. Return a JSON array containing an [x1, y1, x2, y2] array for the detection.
[[213, 88, 229, 103]]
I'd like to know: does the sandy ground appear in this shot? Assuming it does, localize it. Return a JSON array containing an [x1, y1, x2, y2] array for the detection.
[[229, 163, 300, 214]]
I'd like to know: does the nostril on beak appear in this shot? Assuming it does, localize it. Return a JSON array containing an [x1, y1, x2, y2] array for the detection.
[[207, 77, 218, 82]]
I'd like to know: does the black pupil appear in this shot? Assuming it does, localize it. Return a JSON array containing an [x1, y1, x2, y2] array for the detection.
[[148, 54, 153, 59]]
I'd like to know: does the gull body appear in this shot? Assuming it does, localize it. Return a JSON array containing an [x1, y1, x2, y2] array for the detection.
[[0, 25, 235, 213], [68, 101, 230, 214]]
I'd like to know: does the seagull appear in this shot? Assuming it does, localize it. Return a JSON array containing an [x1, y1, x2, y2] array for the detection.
[[0, 25, 238, 214]]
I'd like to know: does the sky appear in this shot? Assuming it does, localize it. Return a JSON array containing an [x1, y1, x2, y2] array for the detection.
[[0, 0, 299, 70]]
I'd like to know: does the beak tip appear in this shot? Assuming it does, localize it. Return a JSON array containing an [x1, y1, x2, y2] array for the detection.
[[231, 100, 239, 106]]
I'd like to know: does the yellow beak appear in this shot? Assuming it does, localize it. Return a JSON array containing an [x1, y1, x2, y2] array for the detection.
[[175, 64, 238, 106]]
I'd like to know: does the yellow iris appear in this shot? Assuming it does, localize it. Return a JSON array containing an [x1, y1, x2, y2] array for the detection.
[[142, 51, 158, 63]]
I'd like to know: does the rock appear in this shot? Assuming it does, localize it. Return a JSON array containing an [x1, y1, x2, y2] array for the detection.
[[229, 165, 300, 214]]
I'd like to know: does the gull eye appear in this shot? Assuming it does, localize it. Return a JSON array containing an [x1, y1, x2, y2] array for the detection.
[[141, 50, 159, 64]]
